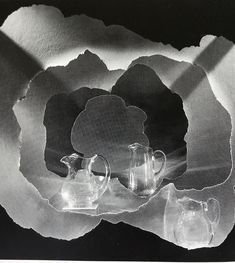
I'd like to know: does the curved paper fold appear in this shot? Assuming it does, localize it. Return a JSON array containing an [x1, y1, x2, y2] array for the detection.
[[130, 56, 232, 189], [13, 51, 124, 193]]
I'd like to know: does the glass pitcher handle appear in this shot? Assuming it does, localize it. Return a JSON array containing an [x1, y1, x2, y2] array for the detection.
[[90, 154, 111, 198], [153, 150, 166, 176], [205, 198, 220, 228]]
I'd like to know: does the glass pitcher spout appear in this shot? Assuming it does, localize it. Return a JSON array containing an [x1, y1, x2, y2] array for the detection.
[[60, 153, 83, 180], [128, 143, 153, 157]]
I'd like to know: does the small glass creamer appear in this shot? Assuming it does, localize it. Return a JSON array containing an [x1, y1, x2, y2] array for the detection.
[[128, 143, 166, 197], [173, 197, 220, 249], [60, 153, 110, 210]]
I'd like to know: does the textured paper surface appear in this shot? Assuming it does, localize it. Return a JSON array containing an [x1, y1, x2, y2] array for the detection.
[[1, 5, 179, 70]]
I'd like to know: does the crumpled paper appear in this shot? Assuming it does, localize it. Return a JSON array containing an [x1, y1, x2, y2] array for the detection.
[[0, 4, 234, 249]]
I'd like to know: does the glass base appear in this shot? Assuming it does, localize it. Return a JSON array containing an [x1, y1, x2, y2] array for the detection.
[[62, 203, 98, 211], [130, 188, 155, 198]]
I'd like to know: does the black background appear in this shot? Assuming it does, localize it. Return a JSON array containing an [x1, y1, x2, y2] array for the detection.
[[0, 0, 235, 261]]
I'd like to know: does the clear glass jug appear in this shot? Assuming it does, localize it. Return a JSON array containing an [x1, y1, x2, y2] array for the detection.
[[128, 142, 166, 197], [173, 197, 220, 249], [60, 153, 110, 210]]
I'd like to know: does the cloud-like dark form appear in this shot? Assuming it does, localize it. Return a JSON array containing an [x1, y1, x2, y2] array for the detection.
[[71, 95, 148, 173], [44, 87, 109, 177]]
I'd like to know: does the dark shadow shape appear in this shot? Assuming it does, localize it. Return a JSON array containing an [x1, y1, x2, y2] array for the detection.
[[168, 37, 233, 189], [44, 87, 109, 177], [194, 36, 233, 73], [0, 30, 43, 106], [171, 37, 233, 99], [0, 31, 85, 184]]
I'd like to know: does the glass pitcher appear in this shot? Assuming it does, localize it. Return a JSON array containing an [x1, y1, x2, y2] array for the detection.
[[60, 153, 110, 210], [173, 197, 220, 249], [128, 142, 166, 197]]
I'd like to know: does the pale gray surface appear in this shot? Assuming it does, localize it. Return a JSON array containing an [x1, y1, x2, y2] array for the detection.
[[48, 178, 148, 215]]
